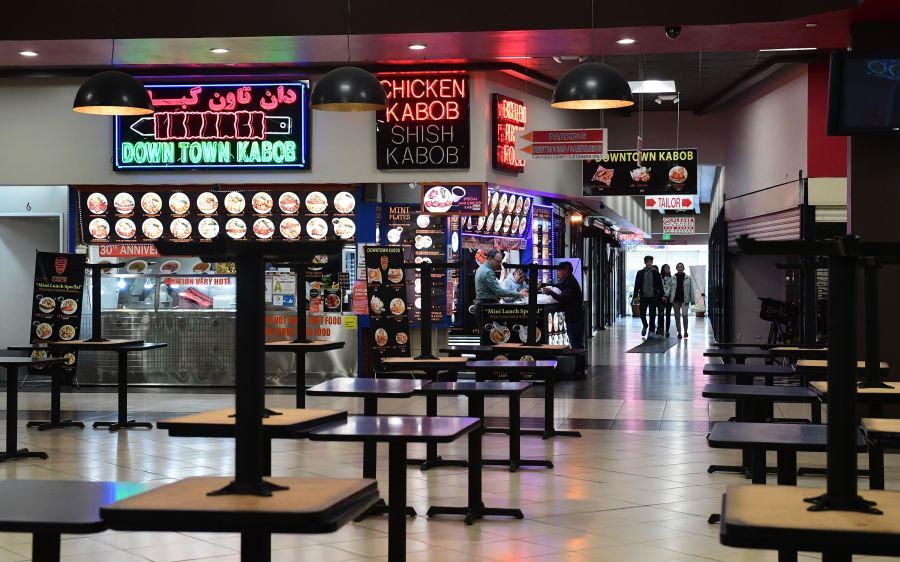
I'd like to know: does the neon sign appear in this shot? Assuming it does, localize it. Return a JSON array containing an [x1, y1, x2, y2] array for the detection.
[[492, 94, 527, 173], [376, 74, 470, 170], [113, 82, 309, 170]]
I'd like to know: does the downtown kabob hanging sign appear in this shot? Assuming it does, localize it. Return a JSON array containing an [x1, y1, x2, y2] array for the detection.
[[375, 74, 470, 170]]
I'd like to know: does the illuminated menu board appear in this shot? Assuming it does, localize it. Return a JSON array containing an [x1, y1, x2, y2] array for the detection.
[[77, 186, 356, 245], [491, 94, 526, 173], [114, 82, 310, 170], [460, 188, 533, 239], [375, 74, 470, 170]]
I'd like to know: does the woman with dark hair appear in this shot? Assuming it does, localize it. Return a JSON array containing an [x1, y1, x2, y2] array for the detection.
[[656, 264, 673, 336]]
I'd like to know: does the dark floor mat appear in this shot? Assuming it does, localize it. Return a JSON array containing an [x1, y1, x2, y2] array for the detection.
[[627, 336, 680, 353]]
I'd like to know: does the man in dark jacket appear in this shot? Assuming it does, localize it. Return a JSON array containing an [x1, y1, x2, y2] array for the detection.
[[633, 255, 664, 337], [543, 261, 585, 373]]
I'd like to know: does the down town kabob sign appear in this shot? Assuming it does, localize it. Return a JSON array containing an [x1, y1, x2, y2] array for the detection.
[[375, 74, 470, 170], [113, 82, 310, 170]]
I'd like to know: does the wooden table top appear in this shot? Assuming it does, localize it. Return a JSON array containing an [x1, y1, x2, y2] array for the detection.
[[265, 340, 346, 352], [709, 342, 789, 349], [702, 384, 817, 401], [309, 415, 480, 443], [708, 422, 863, 451], [9, 341, 165, 352], [466, 360, 557, 371], [493, 343, 569, 351], [157, 408, 347, 438], [797, 359, 889, 371], [417, 381, 533, 396], [702, 363, 796, 376], [0, 480, 154, 534], [861, 418, 900, 436], [0, 356, 66, 368], [720, 485, 900, 555], [703, 348, 773, 358], [306, 378, 428, 398], [810, 381, 900, 400], [101, 477, 379, 534], [770, 346, 828, 357]]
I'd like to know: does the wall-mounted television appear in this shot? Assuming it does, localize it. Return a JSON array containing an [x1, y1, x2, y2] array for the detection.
[[827, 50, 900, 135]]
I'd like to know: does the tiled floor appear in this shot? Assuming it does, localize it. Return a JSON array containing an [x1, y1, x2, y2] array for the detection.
[[0, 317, 896, 561]]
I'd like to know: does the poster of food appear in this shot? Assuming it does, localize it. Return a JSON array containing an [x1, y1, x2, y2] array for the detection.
[[479, 304, 568, 347], [460, 188, 533, 239], [77, 186, 357, 245], [28, 252, 87, 374], [364, 246, 410, 360], [383, 205, 447, 323], [419, 182, 486, 216], [582, 148, 698, 196]]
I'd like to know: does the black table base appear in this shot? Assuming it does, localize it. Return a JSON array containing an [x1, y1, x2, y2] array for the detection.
[[92, 420, 153, 431], [28, 420, 85, 431], [91, 350, 153, 432], [354, 499, 417, 522], [2, 364, 49, 463], [405, 372, 470, 471], [427, 502, 525, 526], [26, 370, 85, 431], [0, 449, 48, 463], [208, 479, 289, 498]]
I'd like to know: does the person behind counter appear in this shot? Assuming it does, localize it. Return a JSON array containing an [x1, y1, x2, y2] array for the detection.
[[475, 251, 528, 303], [542, 261, 585, 375], [500, 267, 527, 301]]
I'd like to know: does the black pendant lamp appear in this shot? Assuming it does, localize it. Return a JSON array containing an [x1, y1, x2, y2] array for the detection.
[[551, 62, 634, 110], [311, 0, 386, 112], [311, 66, 387, 112], [73, 70, 153, 116]]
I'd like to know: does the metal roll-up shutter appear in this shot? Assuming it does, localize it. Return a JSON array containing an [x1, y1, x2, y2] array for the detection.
[[727, 207, 801, 248]]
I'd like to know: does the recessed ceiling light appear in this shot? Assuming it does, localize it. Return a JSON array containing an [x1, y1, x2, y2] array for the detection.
[[19, 50, 38, 57], [805, 22, 818, 28], [758, 47, 817, 52], [616, 38, 636, 45], [408, 43, 427, 51], [210, 48, 229, 54], [628, 80, 676, 94]]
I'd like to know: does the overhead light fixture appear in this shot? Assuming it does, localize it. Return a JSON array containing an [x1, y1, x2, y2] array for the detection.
[[407, 43, 427, 50], [311, 0, 387, 111], [210, 48, 229, 54], [654, 93, 679, 104], [73, 70, 154, 116], [616, 38, 636, 45], [654, 97, 662, 105], [805, 22, 818, 28], [758, 47, 817, 52], [570, 214, 584, 224], [628, 80, 676, 94], [19, 50, 38, 57], [552, 55, 589, 64]]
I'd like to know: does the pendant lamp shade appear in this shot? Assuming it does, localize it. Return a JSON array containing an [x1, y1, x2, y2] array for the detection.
[[551, 62, 635, 110], [311, 66, 387, 111], [73, 71, 153, 116]]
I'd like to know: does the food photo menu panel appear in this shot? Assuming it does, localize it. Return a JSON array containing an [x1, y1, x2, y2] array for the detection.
[[28, 252, 86, 373], [460, 188, 532, 239], [77, 186, 357, 245], [383, 205, 447, 323], [364, 246, 411, 359]]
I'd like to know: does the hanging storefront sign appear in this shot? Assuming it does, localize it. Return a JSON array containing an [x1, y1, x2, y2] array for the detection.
[[114, 82, 310, 170], [645, 195, 695, 211], [459, 187, 533, 239], [617, 232, 644, 250], [662, 216, 696, 235], [492, 94, 526, 173], [583, 148, 698, 196], [364, 246, 411, 359], [375, 74, 470, 170], [518, 128, 607, 160], [420, 182, 486, 216], [76, 186, 357, 245], [28, 252, 86, 374]]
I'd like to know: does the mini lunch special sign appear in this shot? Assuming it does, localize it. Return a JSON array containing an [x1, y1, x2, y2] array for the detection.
[[583, 148, 698, 196], [29, 252, 86, 373], [114, 82, 310, 170]]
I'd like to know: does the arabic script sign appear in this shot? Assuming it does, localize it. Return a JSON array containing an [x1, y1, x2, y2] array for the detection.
[[114, 82, 310, 170]]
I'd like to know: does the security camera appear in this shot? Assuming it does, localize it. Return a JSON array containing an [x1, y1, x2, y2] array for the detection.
[[665, 25, 681, 39]]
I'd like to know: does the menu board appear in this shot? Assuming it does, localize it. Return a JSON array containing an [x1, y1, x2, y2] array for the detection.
[[583, 148, 698, 196], [376, 74, 470, 170], [420, 182, 486, 216], [28, 252, 86, 374], [383, 205, 447, 323], [480, 304, 569, 347], [364, 246, 411, 359], [532, 204, 554, 284], [114, 82, 310, 170], [460, 188, 533, 239], [77, 186, 356, 245]]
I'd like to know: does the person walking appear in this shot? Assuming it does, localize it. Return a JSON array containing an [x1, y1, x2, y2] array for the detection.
[[633, 255, 663, 338], [667, 262, 694, 339], [656, 264, 673, 336], [543, 261, 585, 374]]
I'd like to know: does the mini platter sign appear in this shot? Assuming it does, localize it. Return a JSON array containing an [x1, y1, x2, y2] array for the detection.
[[113, 82, 310, 170]]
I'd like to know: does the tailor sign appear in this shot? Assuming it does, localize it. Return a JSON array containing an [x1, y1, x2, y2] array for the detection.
[[645, 195, 695, 210], [375, 74, 470, 170], [114, 82, 310, 170]]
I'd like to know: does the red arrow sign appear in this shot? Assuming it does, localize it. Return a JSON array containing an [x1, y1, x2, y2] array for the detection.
[[645, 196, 694, 210], [521, 129, 606, 143], [646, 198, 657, 208]]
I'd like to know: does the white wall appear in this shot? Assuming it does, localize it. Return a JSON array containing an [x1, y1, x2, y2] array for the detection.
[[0, 186, 69, 248]]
